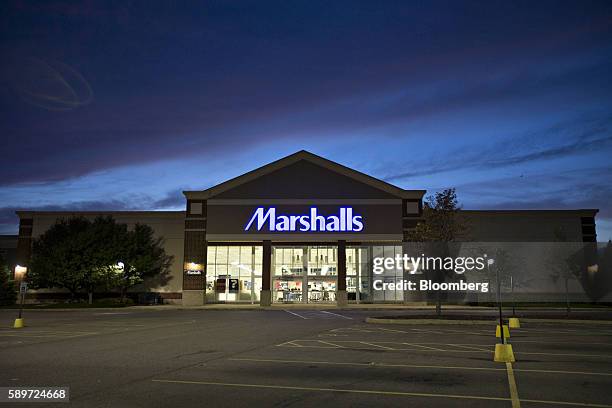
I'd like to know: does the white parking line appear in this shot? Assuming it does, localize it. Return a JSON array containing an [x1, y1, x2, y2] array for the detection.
[[452, 344, 492, 352], [230, 358, 612, 377], [330, 327, 376, 333], [151, 379, 514, 404], [93, 312, 132, 315], [320, 311, 352, 319], [283, 310, 308, 319], [359, 341, 395, 350], [318, 340, 344, 348]]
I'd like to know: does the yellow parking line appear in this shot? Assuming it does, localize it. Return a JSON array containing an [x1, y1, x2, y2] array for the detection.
[[151, 379, 511, 403], [506, 363, 521, 408]]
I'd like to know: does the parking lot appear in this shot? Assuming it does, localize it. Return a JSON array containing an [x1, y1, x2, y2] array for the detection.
[[1, 308, 611, 407]]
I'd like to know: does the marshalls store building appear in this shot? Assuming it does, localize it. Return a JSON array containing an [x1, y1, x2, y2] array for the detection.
[[12, 151, 599, 306]]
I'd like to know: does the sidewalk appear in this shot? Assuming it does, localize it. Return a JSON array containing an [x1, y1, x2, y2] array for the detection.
[[132, 303, 436, 311], [132, 303, 495, 311], [4, 303, 612, 315], [3, 303, 484, 312]]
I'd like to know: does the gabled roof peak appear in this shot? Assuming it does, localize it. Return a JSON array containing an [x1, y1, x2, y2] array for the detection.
[[184, 150, 425, 200]]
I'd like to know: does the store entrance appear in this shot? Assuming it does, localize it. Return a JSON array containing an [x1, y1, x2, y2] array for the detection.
[[272, 246, 337, 303], [206, 245, 263, 303]]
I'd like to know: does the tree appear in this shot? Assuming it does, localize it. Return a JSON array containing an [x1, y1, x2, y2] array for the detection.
[[548, 227, 579, 316], [566, 240, 612, 303], [117, 224, 173, 303], [29, 216, 172, 304], [30, 217, 94, 299], [82, 217, 130, 304], [408, 188, 469, 315], [488, 247, 529, 316], [410, 188, 467, 242], [0, 253, 17, 306]]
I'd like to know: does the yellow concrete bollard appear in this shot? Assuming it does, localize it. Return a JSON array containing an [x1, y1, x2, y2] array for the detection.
[[494, 343, 515, 362], [495, 324, 510, 338], [509, 317, 520, 328], [13, 318, 24, 329]]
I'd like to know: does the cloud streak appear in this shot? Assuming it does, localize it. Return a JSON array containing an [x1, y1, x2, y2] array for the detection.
[[0, 190, 187, 234], [384, 116, 612, 181], [1, 2, 611, 186]]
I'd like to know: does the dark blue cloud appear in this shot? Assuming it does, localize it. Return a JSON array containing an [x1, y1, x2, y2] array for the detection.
[[384, 116, 612, 181], [1, 0, 611, 239]]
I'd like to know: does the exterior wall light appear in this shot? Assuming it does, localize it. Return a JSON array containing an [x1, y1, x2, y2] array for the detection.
[[13, 265, 28, 329], [587, 264, 598, 274], [14, 265, 28, 281], [184, 262, 204, 271]]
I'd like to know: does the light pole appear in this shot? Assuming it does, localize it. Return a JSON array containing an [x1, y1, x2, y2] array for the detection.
[[488, 258, 504, 344], [489, 257, 515, 362], [13, 265, 28, 328]]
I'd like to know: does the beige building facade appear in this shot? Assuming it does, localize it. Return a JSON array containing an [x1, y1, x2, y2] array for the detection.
[[13, 151, 599, 305]]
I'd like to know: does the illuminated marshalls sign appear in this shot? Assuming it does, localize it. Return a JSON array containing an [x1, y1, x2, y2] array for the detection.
[[245, 207, 364, 232]]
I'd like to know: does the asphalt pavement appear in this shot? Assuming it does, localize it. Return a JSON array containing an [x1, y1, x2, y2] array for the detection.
[[1, 308, 611, 407]]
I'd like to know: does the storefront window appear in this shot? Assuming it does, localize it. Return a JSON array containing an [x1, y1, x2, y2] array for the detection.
[[372, 245, 404, 302], [307, 246, 336, 303], [207, 243, 405, 304], [347, 246, 371, 302], [272, 246, 337, 303], [274, 247, 304, 276], [206, 245, 262, 303], [346, 245, 404, 303]]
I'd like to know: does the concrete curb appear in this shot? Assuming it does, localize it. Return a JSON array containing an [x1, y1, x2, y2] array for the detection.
[[1, 304, 491, 312], [365, 317, 612, 325], [365, 317, 494, 325]]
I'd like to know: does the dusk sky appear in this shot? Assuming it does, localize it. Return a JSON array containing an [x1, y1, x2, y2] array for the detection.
[[1, 0, 611, 240]]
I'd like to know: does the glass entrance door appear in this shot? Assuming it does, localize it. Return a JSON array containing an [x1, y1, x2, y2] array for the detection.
[[206, 245, 262, 303], [272, 246, 337, 303], [306, 246, 337, 303]]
